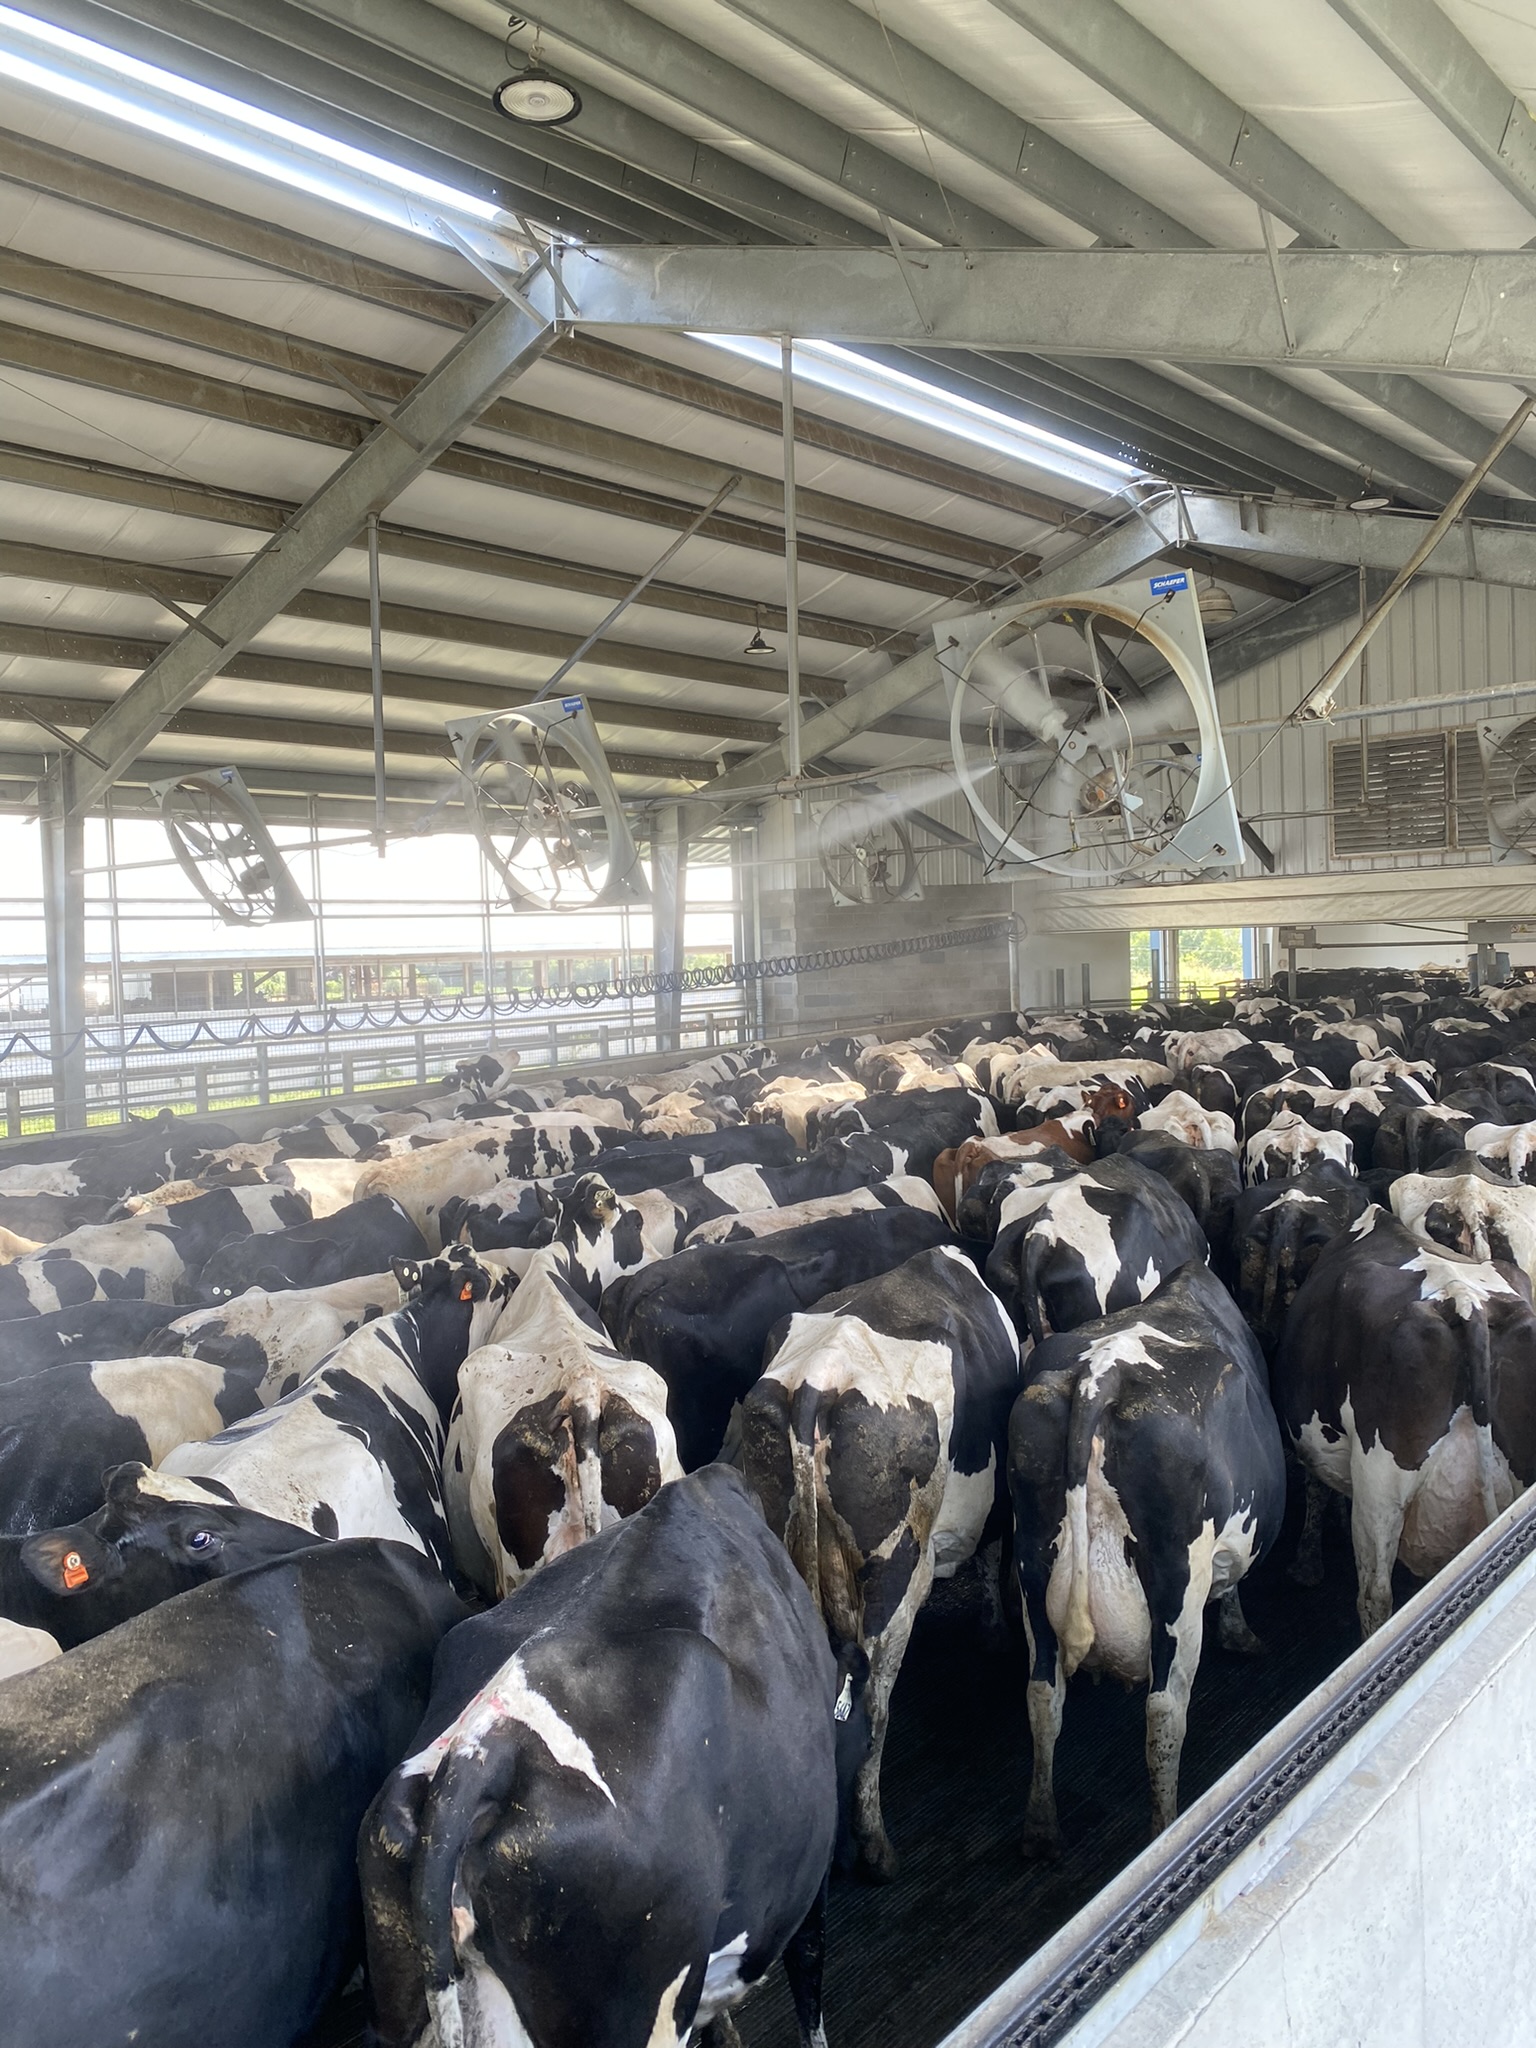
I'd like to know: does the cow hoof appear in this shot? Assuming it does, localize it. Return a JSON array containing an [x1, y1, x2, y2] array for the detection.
[[855, 1836, 900, 1885]]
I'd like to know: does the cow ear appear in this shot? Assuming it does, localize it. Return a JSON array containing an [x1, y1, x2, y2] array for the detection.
[[21, 1527, 110, 1595], [391, 1256, 422, 1296], [103, 1461, 150, 1507]]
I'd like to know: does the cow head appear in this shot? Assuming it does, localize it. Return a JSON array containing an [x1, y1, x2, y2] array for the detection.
[[394, 1245, 511, 1411]]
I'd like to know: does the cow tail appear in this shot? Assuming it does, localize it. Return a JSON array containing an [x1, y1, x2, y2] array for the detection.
[[1020, 1229, 1050, 1351], [788, 1379, 825, 1613], [411, 1743, 512, 2048], [1262, 1199, 1303, 1339], [1059, 1363, 1124, 1677], [1465, 1303, 1500, 1528], [572, 1383, 606, 1542]]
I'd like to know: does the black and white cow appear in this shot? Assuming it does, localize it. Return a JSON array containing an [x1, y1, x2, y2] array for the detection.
[[0, 1183, 311, 1319], [601, 1206, 955, 1470], [1009, 1260, 1286, 1849], [815, 1089, 1001, 1180], [0, 1298, 188, 1384], [1105, 1132, 1241, 1279], [161, 1270, 399, 1399], [985, 1153, 1210, 1347], [1391, 1168, 1536, 1287], [0, 1540, 461, 2048], [1231, 1164, 1373, 1355], [191, 1192, 426, 1304], [160, 1249, 510, 1566], [0, 1458, 319, 1647], [444, 1252, 681, 1597], [1243, 1109, 1354, 1185], [685, 1177, 945, 1246], [359, 1465, 849, 2048], [355, 1123, 629, 1245], [553, 1149, 899, 1299], [740, 1244, 1019, 1880], [1464, 1118, 1536, 1184], [0, 1355, 262, 1536], [1276, 1209, 1536, 1635], [0, 1112, 236, 1209]]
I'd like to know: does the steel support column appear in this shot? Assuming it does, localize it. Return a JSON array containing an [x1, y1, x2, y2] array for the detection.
[[41, 755, 87, 1131], [651, 808, 687, 1053]]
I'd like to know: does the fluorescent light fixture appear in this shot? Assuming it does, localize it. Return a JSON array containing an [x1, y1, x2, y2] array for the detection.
[[695, 332, 1145, 491], [0, 2, 501, 238]]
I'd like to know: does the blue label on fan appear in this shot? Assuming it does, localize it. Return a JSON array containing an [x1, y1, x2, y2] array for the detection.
[[561, 696, 583, 713], [1148, 571, 1189, 595]]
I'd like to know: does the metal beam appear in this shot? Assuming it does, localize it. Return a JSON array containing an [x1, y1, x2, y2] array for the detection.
[[0, 687, 709, 783], [40, 0, 738, 246], [56, 283, 558, 816], [514, 0, 1027, 249], [0, 124, 1447, 527], [0, 251, 1021, 577], [0, 321, 1004, 601], [1327, 0, 1536, 223], [991, 0, 1536, 502], [560, 243, 1536, 381], [0, 541, 849, 705], [0, 620, 782, 745], [1176, 495, 1536, 587], [0, 442, 916, 660], [40, 755, 86, 1129]]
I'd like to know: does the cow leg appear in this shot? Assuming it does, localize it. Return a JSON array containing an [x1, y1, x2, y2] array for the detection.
[[978, 1534, 1009, 1650], [781, 1878, 829, 2048], [1144, 1542, 1215, 1837], [1288, 1471, 1330, 1587], [1215, 1585, 1263, 1655], [1350, 1455, 1416, 1640], [1017, 1595, 1066, 1860], [852, 1553, 933, 1882]]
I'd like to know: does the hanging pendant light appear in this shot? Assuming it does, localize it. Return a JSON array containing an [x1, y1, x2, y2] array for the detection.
[[1196, 576, 1236, 624], [492, 28, 581, 126], [744, 606, 775, 656], [1350, 473, 1391, 512]]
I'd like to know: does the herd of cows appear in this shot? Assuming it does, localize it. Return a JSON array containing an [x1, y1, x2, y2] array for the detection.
[[2, 974, 1536, 2046]]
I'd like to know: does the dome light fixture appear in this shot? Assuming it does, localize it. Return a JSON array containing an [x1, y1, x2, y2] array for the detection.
[[492, 30, 581, 127], [1196, 575, 1236, 624], [1350, 476, 1391, 511], [744, 607, 774, 656]]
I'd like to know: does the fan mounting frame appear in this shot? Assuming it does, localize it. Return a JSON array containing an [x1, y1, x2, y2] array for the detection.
[[936, 568, 1244, 882], [150, 766, 312, 928]]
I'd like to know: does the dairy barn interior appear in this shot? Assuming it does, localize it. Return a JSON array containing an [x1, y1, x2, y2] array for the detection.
[[5, 2, 1536, 2045]]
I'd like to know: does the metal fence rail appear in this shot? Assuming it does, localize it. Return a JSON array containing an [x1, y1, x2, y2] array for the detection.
[[0, 991, 750, 1135]]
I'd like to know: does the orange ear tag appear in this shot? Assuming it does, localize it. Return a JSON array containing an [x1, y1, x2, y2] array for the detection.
[[62, 1551, 89, 1590], [459, 1282, 475, 1301]]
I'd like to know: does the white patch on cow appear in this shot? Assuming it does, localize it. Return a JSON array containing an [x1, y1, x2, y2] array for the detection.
[[931, 1450, 997, 1578], [684, 1178, 942, 1247], [0, 1617, 61, 1683], [1077, 1322, 1190, 1399], [1402, 1248, 1517, 1315], [1136, 1258, 1159, 1301], [404, 1649, 615, 1806], [126, 1466, 231, 1507], [1243, 1110, 1353, 1186], [697, 1932, 750, 2025], [1025, 1180, 1124, 1313], [1351, 1205, 1381, 1237], [936, 1240, 1020, 1360], [0, 1161, 83, 1198], [698, 1161, 773, 1213], [644, 1966, 692, 2048], [1140, 1089, 1238, 1154], [430, 1950, 537, 2048], [1296, 1410, 1353, 1495], [162, 1311, 445, 1552], [1048, 1453, 1147, 1683], [89, 1356, 230, 1462], [447, 1261, 679, 1595]]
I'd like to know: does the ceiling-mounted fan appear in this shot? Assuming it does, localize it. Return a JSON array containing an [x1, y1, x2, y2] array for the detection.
[[447, 697, 650, 912], [937, 568, 1243, 883], [151, 767, 312, 926], [816, 792, 923, 906], [1478, 714, 1536, 864]]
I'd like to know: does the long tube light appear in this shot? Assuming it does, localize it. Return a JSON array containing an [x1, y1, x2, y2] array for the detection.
[[0, 2, 505, 240], [697, 332, 1146, 492]]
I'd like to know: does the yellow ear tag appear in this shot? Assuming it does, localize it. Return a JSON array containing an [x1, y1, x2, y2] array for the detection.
[[62, 1551, 89, 1590]]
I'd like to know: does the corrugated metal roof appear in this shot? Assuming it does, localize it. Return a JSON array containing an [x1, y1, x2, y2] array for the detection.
[[0, 0, 1533, 835]]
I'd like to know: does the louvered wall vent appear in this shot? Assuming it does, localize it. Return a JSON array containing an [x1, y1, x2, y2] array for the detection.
[[1329, 728, 1489, 856]]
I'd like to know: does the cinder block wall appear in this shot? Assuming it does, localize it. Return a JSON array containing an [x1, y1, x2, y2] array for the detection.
[[755, 880, 1013, 1035]]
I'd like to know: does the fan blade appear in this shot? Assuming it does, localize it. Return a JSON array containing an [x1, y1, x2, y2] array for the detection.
[[971, 646, 1071, 744]]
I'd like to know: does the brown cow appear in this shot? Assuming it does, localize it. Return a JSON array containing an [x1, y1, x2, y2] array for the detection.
[[932, 1086, 1138, 1220]]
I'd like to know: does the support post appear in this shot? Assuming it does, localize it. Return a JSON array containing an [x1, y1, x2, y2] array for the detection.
[[41, 755, 86, 1131], [652, 807, 688, 1053], [781, 339, 802, 787], [367, 511, 387, 854]]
